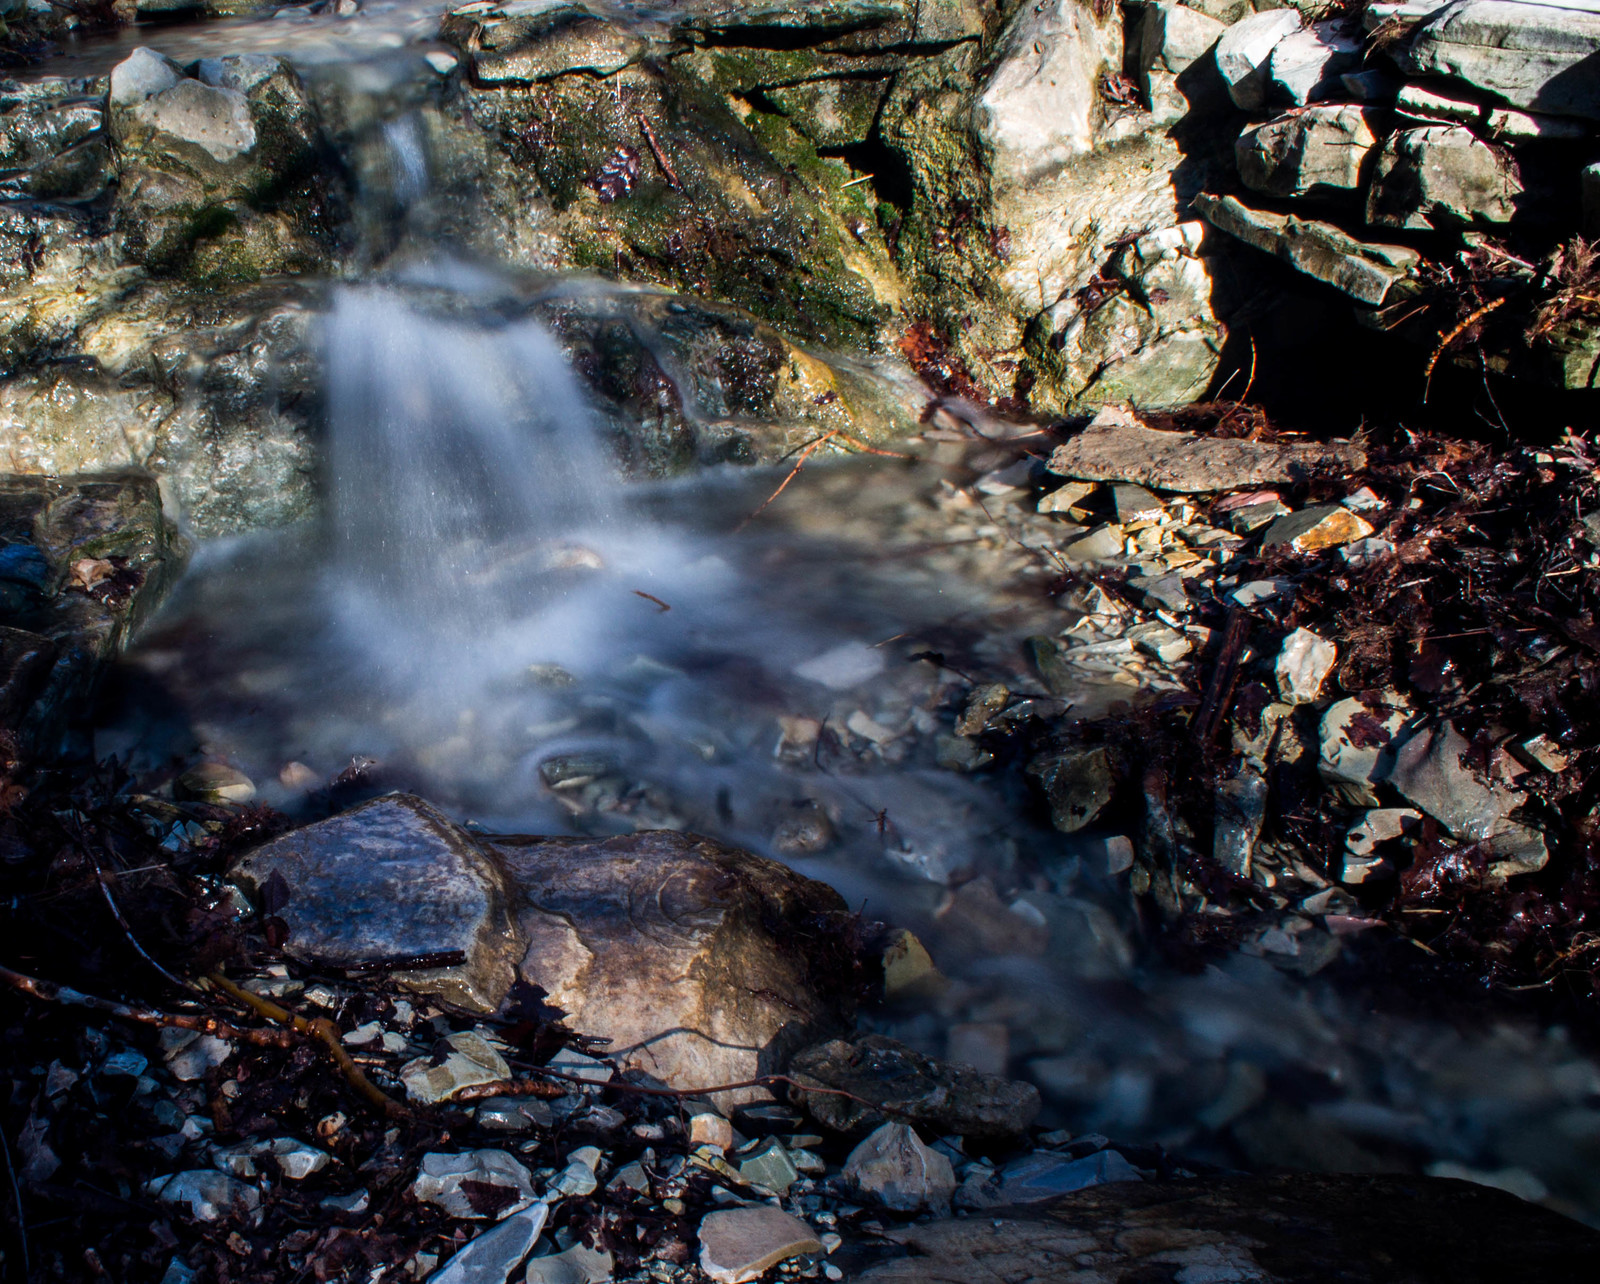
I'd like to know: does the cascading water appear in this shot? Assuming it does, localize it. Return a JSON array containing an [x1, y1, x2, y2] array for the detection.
[[93, 49, 1600, 1229]]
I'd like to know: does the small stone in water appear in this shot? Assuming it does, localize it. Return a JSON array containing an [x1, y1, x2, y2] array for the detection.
[[698, 1207, 822, 1284], [177, 762, 256, 805], [279, 761, 320, 790], [793, 641, 885, 690], [771, 800, 836, 854], [880, 929, 943, 1000]]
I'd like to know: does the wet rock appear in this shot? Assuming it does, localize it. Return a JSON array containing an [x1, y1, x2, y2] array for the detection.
[[1275, 627, 1337, 704], [176, 762, 256, 805], [698, 1207, 821, 1284], [265, 1138, 331, 1180], [1261, 505, 1374, 553], [771, 799, 837, 854], [148, 1170, 260, 1222], [1366, 125, 1524, 229], [1268, 20, 1362, 105], [492, 828, 857, 1103], [400, 1031, 512, 1104], [1405, 0, 1600, 122], [475, 1097, 554, 1134], [788, 1033, 1040, 1140], [1214, 765, 1268, 878], [1237, 106, 1380, 199], [428, 1201, 548, 1284], [1320, 696, 1410, 806], [0, 472, 185, 759], [1216, 9, 1304, 110], [465, 6, 658, 84], [842, 1122, 957, 1214], [230, 794, 523, 1013], [1028, 747, 1117, 834], [854, 1173, 1600, 1283], [1048, 405, 1366, 492], [1196, 193, 1421, 306], [955, 1148, 1142, 1210], [413, 1150, 535, 1219], [523, 1242, 613, 1284], [880, 929, 944, 1000]]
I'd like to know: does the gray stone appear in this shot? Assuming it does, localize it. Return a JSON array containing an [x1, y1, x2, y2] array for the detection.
[[1275, 627, 1337, 704], [698, 1207, 822, 1284], [1063, 524, 1127, 564], [1485, 105, 1589, 136], [1366, 125, 1524, 228], [427, 1202, 548, 1284], [265, 1138, 330, 1180], [1397, 82, 1483, 123], [843, 1122, 957, 1213], [469, 6, 657, 84], [230, 795, 522, 1013], [1196, 193, 1421, 306], [523, 1243, 613, 1284], [1406, 0, 1600, 122], [400, 1031, 511, 1104], [475, 1097, 554, 1134], [1236, 106, 1380, 199], [1214, 766, 1268, 878], [1319, 696, 1410, 806], [737, 1138, 800, 1194], [1139, 1, 1229, 120], [176, 762, 255, 805], [412, 1150, 535, 1219], [1112, 484, 1165, 523], [789, 1033, 1041, 1140], [1049, 404, 1367, 492], [1028, 747, 1117, 834], [148, 1170, 260, 1221], [1268, 20, 1363, 104], [1215, 9, 1304, 110], [954, 1148, 1142, 1210]]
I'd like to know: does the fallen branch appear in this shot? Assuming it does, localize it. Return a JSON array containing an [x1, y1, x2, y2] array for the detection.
[[0, 961, 294, 1047], [1424, 296, 1505, 399], [208, 972, 408, 1120], [637, 114, 680, 191]]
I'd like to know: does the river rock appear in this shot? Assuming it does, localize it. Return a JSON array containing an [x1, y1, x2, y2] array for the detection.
[[1028, 746, 1117, 833], [231, 794, 523, 1012], [523, 1242, 613, 1284], [1048, 404, 1366, 492], [1366, 125, 1524, 228], [698, 1207, 821, 1284], [1196, 193, 1421, 306], [0, 471, 185, 759], [429, 1202, 548, 1284], [842, 1122, 957, 1213], [1405, 0, 1600, 122], [466, 5, 660, 84], [400, 1031, 512, 1104], [233, 797, 857, 1092], [148, 1170, 261, 1222], [1216, 9, 1304, 110], [412, 1150, 535, 1219], [788, 1033, 1041, 1140], [855, 1173, 1600, 1283], [1236, 105, 1380, 198], [1268, 20, 1363, 105]]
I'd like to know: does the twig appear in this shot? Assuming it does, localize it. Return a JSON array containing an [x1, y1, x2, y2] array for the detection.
[[840, 174, 873, 188], [1424, 296, 1506, 400], [735, 432, 838, 532], [0, 961, 295, 1046], [636, 114, 680, 191], [207, 972, 408, 1120], [633, 591, 672, 612], [1240, 331, 1258, 403], [86, 850, 196, 995], [1193, 607, 1250, 745], [0, 1119, 28, 1284]]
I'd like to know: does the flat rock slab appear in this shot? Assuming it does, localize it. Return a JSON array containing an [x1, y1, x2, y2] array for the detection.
[[698, 1207, 821, 1284], [231, 794, 522, 1012], [853, 1174, 1600, 1283], [1047, 407, 1365, 493]]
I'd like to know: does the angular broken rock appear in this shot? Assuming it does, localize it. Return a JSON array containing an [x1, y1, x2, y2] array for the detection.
[[413, 1150, 534, 1219], [427, 1202, 548, 1284], [955, 1148, 1142, 1211], [1366, 125, 1523, 229], [843, 1122, 957, 1214], [1195, 193, 1420, 306], [1027, 747, 1117, 833], [1261, 505, 1374, 553], [1215, 8, 1303, 110], [698, 1207, 821, 1284], [1048, 405, 1365, 493], [1236, 105, 1379, 199], [789, 1033, 1041, 1140], [233, 797, 857, 1099], [400, 1031, 510, 1104], [1275, 628, 1337, 705]]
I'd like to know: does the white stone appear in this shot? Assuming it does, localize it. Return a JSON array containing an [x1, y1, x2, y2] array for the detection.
[[400, 1031, 511, 1104], [130, 79, 257, 163], [1215, 9, 1304, 111], [1320, 696, 1409, 805], [1346, 808, 1421, 857], [1396, 82, 1481, 123], [149, 1170, 260, 1221], [1268, 21, 1362, 105], [1275, 628, 1336, 705], [267, 1138, 331, 1180], [109, 47, 182, 111]]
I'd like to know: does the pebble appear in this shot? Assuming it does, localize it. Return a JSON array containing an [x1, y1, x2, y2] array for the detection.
[[400, 1031, 510, 1104], [880, 929, 943, 1000], [413, 1150, 535, 1218], [427, 1201, 548, 1284], [1275, 627, 1337, 705], [322, 1189, 371, 1215], [523, 1243, 613, 1284], [841, 1123, 956, 1214], [793, 641, 885, 690], [737, 1138, 799, 1194], [1261, 505, 1375, 553], [690, 1112, 735, 1151], [1063, 524, 1125, 564], [475, 1097, 555, 1133], [176, 762, 257, 805], [545, 1048, 613, 1085], [149, 1170, 261, 1221], [698, 1207, 822, 1284], [162, 1030, 233, 1082]]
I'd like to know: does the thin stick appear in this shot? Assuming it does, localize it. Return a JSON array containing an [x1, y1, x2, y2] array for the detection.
[[0, 1120, 28, 1284], [0, 961, 295, 1047], [1239, 331, 1258, 403], [637, 114, 681, 191], [840, 174, 873, 188], [633, 591, 672, 612], [87, 852, 196, 995], [1424, 296, 1505, 400], [208, 973, 408, 1120], [735, 432, 837, 532]]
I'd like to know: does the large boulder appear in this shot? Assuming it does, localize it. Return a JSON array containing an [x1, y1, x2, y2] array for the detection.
[[1365, 124, 1524, 228], [231, 795, 861, 1099], [1405, 0, 1600, 122]]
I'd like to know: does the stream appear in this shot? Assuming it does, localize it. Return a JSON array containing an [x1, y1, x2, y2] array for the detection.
[[22, 0, 1600, 1233]]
